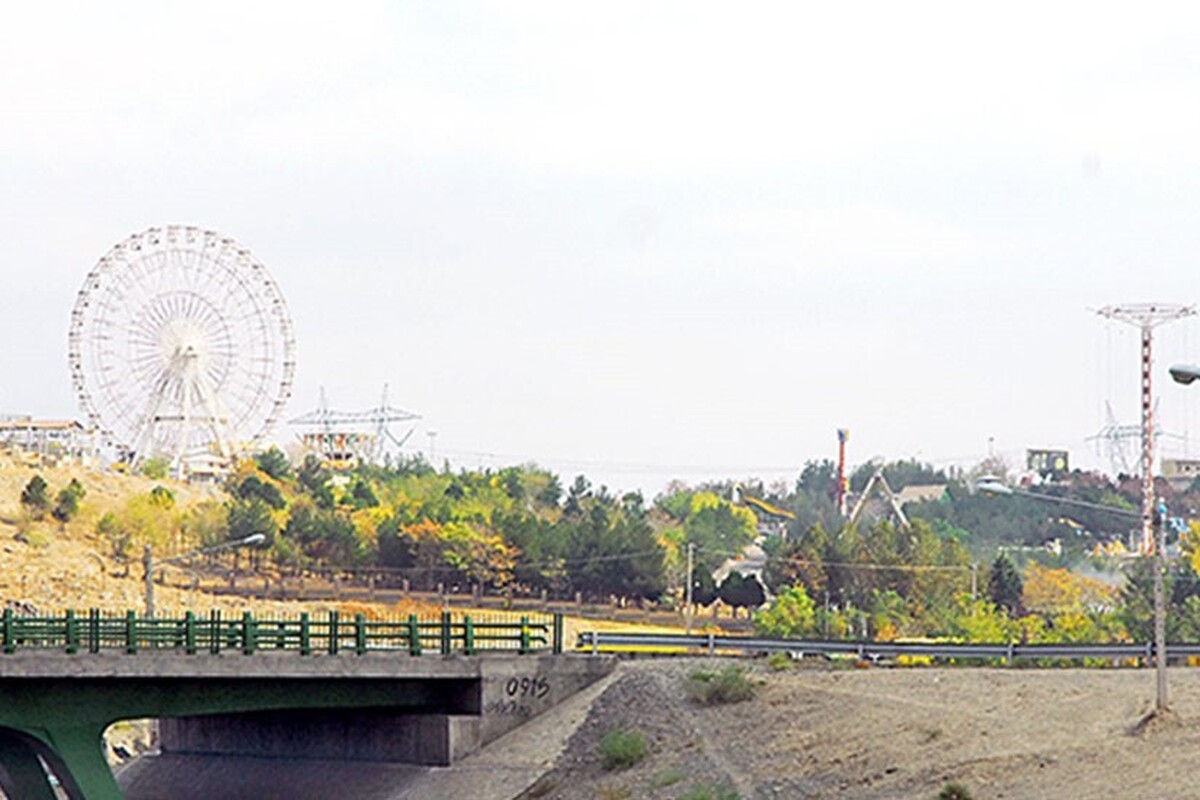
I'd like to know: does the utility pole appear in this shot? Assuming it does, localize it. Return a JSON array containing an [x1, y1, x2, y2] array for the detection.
[[1097, 303, 1194, 553], [684, 542, 695, 635], [1154, 499, 1169, 713], [836, 429, 849, 517]]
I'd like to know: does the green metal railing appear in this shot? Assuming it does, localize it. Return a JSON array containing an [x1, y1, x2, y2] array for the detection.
[[0, 609, 565, 656]]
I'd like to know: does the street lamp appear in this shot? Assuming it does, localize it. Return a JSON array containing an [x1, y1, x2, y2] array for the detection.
[[1169, 364, 1200, 385], [976, 479, 1170, 714], [144, 533, 267, 617]]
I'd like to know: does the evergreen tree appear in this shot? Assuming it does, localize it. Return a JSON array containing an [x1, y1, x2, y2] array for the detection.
[[20, 475, 49, 519], [988, 554, 1024, 616], [52, 478, 86, 523]]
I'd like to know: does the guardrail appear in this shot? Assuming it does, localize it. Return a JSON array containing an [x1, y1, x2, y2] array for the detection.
[[576, 631, 1200, 664], [0, 609, 564, 656]]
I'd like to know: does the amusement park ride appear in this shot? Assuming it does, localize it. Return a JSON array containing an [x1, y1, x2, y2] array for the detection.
[[64, 225, 420, 478]]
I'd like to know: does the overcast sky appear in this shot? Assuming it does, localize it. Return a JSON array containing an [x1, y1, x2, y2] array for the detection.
[[5, 2, 1200, 495]]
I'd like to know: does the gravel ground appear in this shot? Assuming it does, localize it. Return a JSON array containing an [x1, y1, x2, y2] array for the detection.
[[518, 657, 1200, 800]]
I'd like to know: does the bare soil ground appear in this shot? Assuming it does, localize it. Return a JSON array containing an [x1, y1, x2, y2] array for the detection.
[[521, 657, 1200, 800]]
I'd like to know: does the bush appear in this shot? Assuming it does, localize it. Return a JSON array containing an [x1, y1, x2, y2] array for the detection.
[[766, 651, 792, 671], [649, 768, 686, 788], [939, 783, 973, 800], [679, 782, 740, 800], [686, 665, 757, 705], [599, 728, 647, 770]]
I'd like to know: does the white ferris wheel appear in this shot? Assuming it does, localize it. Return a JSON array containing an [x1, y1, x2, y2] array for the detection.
[[68, 226, 296, 474]]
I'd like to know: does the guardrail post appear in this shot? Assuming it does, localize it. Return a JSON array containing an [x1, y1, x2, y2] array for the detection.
[[242, 612, 256, 655], [184, 611, 196, 655], [300, 613, 311, 656], [440, 611, 452, 656], [1006, 641, 1014, 667], [88, 608, 100, 654], [328, 611, 340, 655], [408, 614, 422, 656], [355, 614, 367, 655], [553, 613, 564, 654], [519, 615, 531, 654], [707, 631, 715, 656], [2, 608, 12, 654], [125, 610, 137, 654], [65, 610, 78, 654], [464, 616, 475, 655]]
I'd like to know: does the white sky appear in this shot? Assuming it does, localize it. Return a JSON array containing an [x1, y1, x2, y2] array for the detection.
[[5, 2, 1200, 495]]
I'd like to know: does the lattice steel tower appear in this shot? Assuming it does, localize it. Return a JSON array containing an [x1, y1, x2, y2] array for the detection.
[[1097, 303, 1195, 553]]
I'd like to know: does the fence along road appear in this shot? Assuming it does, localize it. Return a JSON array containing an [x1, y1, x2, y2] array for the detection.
[[577, 631, 1200, 664]]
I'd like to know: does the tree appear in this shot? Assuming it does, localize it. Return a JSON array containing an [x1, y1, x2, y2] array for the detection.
[[350, 478, 379, 509], [227, 498, 278, 545], [255, 446, 292, 481], [233, 475, 285, 510], [97, 512, 131, 563], [988, 554, 1024, 617], [20, 475, 49, 519], [691, 567, 719, 607], [719, 572, 766, 616], [140, 458, 170, 480], [52, 478, 86, 524], [755, 584, 817, 638]]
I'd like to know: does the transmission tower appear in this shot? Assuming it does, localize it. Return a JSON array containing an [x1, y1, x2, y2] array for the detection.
[[1087, 399, 1182, 477], [289, 385, 420, 467], [1097, 303, 1195, 553]]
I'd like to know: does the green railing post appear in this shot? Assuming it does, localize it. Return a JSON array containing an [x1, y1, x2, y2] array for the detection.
[[519, 615, 531, 654], [65, 610, 78, 654], [125, 610, 138, 654], [354, 614, 367, 656], [1, 608, 12, 654], [184, 611, 196, 655], [300, 613, 311, 656], [440, 611, 452, 656], [328, 611, 339, 655], [242, 612, 256, 655], [407, 614, 422, 656], [209, 609, 221, 655], [464, 615, 475, 655], [88, 608, 100, 654], [553, 613, 564, 654]]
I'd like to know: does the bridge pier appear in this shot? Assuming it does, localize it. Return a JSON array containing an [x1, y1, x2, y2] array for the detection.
[[0, 728, 58, 800], [0, 724, 123, 800]]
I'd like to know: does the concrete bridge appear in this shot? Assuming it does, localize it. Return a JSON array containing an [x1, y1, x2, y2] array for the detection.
[[0, 611, 612, 799], [0, 650, 612, 800]]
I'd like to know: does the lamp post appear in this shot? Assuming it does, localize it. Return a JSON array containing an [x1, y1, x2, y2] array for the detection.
[[976, 479, 1170, 713], [144, 533, 267, 617]]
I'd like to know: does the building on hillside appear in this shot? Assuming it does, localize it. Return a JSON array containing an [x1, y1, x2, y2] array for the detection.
[[1162, 458, 1200, 490], [0, 416, 89, 462]]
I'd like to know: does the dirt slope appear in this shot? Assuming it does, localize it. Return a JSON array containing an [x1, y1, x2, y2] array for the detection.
[[523, 658, 1200, 800]]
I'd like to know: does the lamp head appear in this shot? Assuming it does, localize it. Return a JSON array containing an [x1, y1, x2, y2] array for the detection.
[[1170, 364, 1200, 385]]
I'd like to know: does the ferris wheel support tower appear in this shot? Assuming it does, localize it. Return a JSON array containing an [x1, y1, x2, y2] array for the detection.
[[1097, 303, 1195, 554]]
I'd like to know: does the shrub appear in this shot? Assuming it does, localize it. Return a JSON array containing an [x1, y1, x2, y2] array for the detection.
[[599, 728, 647, 770], [649, 768, 686, 788], [686, 665, 757, 705], [766, 651, 792, 671], [939, 783, 973, 800], [679, 781, 740, 800]]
